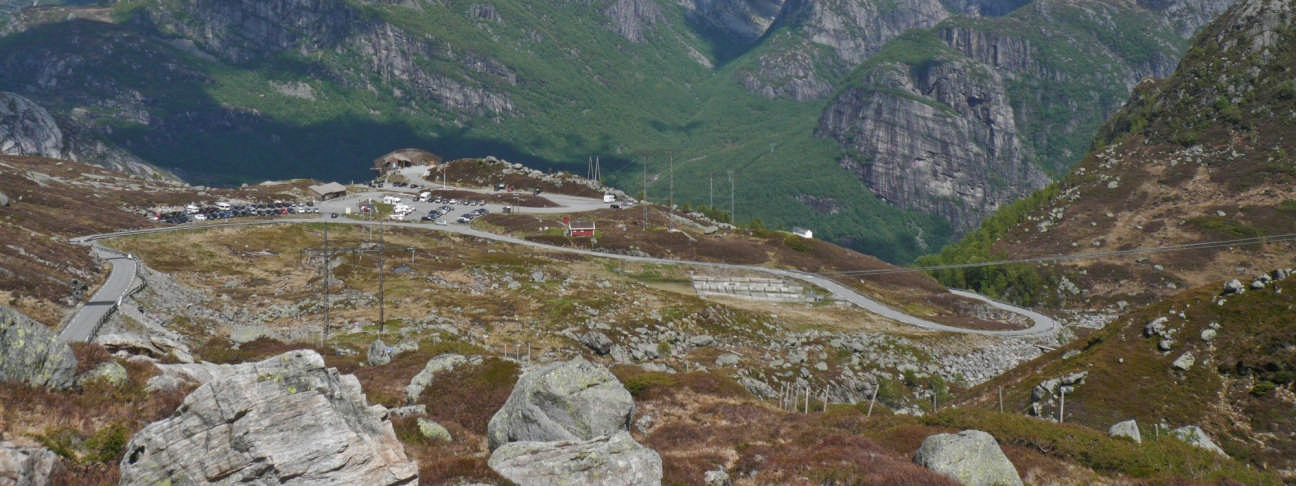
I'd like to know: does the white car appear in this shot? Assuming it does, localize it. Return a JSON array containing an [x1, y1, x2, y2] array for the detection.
[[382, 195, 402, 204]]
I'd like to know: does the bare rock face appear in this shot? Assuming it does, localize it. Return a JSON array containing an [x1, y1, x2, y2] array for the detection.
[[487, 357, 636, 451], [119, 350, 418, 485], [605, 0, 663, 43], [0, 305, 77, 390], [488, 431, 662, 486], [0, 92, 63, 159], [821, 56, 1049, 230], [0, 441, 63, 486], [737, 0, 949, 100]]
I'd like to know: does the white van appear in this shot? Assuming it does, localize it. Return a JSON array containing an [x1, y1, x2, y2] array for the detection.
[[382, 195, 402, 204], [603, 194, 616, 203]]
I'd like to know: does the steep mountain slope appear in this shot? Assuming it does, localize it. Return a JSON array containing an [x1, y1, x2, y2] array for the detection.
[[921, 0, 1296, 309]]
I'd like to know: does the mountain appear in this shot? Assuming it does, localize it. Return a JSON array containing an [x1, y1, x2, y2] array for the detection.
[[919, 0, 1296, 309], [0, 0, 1233, 262]]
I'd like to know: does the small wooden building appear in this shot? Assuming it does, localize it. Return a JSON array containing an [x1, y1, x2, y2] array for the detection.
[[373, 148, 442, 173], [564, 217, 596, 238]]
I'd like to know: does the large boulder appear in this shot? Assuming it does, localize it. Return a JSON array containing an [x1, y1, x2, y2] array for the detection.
[[119, 350, 418, 485], [487, 357, 635, 451], [0, 306, 77, 389], [1108, 419, 1142, 444], [1170, 425, 1227, 456], [0, 441, 62, 485], [914, 429, 1023, 486], [487, 431, 662, 486]]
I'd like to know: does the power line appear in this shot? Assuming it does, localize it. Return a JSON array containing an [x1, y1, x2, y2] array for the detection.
[[829, 232, 1296, 277]]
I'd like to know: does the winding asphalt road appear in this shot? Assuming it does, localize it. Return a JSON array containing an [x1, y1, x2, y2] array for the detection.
[[59, 244, 139, 343], [65, 183, 1059, 341]]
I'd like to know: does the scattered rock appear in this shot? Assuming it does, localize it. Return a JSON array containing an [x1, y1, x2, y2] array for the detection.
[[405, 353, 470, 404], [580, 331, 614, 356], [76, 360, 128, 387], [487, 431, 662, 486], [913, 429, 1023, 486], [0, 305, 77, 389], [715, 353, 741, 367], [704, 467, 732, 486], [96, 332, 194, 363], [1222, 279, 1245, 295], [0, 191, 8, 207], [1108, 419, 1142, 444], [487, 357, 635, 451], [417, 418, 452, 443], [389, 405, 427, 418], [119, 350, 418, 485], [0, 441, 62, 485], [368, 339, 392, 366], [1200, 328, 1217, 343], [687, 334, 715, 348], [1170, 425, 1227, 456], [1171, 351, 1196, 371]]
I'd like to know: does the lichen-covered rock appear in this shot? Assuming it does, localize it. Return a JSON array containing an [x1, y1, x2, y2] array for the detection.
[[914, 429, 1023, 486], [0, 441, 62, 485], [579, 331, 614, 356], [1108, 419, 1142, 444], [0, 305, 77, 389], [1171, 351, 1196, 371], [1170, 425, 1227, 456], [417, 418, 452, 443], [487, 431, 662, 486], [487, 357, 635, 451], [76, 360, 129, 387], [405, 353, 471, 404], [119, 350, 418, 485]]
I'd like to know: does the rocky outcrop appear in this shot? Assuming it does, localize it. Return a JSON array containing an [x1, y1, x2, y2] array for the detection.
[[914, 429, 1022, 486], [738, 0, 949, 100], [487, 357, 636, 450], [775, 0, 950, 66], [605, 0, 663, 43], [0, 92, 63, 159], [0, 305, 77, 390], [488, 431, 663, 486], [683, 0, 784, 47], [119, 350, 418, 485], [0, 442, 62, 486], [405, 353, 474, 404]]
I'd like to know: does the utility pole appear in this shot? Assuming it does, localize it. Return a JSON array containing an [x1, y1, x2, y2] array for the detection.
[[668, 154, 674, 230], [709, 173, 714, 208], [728, 170, 735, 223], [642, 156, 648, 228]]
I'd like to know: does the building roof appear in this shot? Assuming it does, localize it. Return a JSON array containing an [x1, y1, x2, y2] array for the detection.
[[309, 182, 348, 196]]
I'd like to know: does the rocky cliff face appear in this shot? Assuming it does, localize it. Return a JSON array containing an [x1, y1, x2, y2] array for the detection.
[[817, 0, 1236, 231], [682, 0, 784, 46], [0, 91, 63, 159], [820, 57, 1049, 229]]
